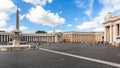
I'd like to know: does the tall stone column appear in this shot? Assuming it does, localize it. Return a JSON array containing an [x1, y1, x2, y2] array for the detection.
[[28, 36, 30, 42], [26, 35, 28, 42], [55, 33, 58, 43], [114, 24, 118, 42], [108, 27, 110, 42], [106, 27, 110, 42], [119, 24, 120, 36], [34, 36, 35, 41], [110, 25, 113, 43], [3, 35, 5, 42], [16, 8, 19, 30], [6, 35, 8, 42], [0, 35, 1, 42], [33, 36, 34, 41], [116, 24, 118, 36], [46, 36, 48, 43], [2, 35, 4, 42], [104, 27, 107, 42], [28, 36, 29, 42], [25, 36, 26, 41], [106, 27, 108, 42], [51, 36, 53, 42], [32, 36, 33, 41], [29, 36, 31, 42], [1, 35, 2, 42]]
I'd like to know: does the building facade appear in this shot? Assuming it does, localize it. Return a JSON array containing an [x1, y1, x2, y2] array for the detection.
[[103, 12, 120, 44], [63, 32, 104, 43], [0, 31, 62, 44], [0, 31, 104, 44]]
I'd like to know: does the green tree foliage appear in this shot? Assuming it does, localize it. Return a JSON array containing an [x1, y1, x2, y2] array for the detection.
[[35, 30, 47, 33]]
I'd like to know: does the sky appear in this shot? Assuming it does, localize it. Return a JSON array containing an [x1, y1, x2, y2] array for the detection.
[[0, 0, 120, 33]]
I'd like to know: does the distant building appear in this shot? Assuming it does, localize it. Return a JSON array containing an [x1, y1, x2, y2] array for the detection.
[[0, 31, 62, 44], [62, 31, 104, 43], [0, 31, 104, 44], [103, 12, 120, 44]]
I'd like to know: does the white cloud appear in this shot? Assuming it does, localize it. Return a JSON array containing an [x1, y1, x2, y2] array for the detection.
[[67, 24, 72, 27], [84, 0, 94, 17], [0, 21, 7, 27], [55, 30, 63, 32], [48, 0, 53, 3], [7, 26, 15, 31], [0, 0, 16, 14], [59, 11, 62, 14], [20, 26, 28, 31], [93, 27, 104, 32], [74, 18, 78, 21], [0, 12, 9, 21], [23, 0, 53, 6], [0, 12, 8, 28], [0, 0, 16, 29], [75, 0, 94, 17], [25, 31, 33, 33], [20, 14, 25, 20], [26, 6, 65, 27], [75, 0, 86, 8], [6, 26, 28, 32], [77, 0, 120, 31], [47, 30, 63, 33], [77, 21, 98, 30]]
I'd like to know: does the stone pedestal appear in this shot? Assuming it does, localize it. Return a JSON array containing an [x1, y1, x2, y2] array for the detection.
[[13, 38, 20, 46], [12, 29, 21, 47]]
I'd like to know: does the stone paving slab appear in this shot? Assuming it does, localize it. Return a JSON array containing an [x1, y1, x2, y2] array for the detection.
[[38, 43, 120, 64], [0, 43, 119, 68], [0, 50, 117, 68]]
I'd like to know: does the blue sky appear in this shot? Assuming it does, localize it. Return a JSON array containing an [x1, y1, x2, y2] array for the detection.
[[0, 0, 120, 33]]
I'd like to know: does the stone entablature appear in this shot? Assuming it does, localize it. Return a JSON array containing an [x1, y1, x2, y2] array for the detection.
[[104, 13, 120, 24]]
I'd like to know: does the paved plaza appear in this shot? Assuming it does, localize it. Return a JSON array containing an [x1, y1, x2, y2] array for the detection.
[[0, 43, 120, 68]]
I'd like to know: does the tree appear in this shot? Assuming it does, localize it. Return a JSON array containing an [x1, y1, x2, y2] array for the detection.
[[35, 30, 47, 33]]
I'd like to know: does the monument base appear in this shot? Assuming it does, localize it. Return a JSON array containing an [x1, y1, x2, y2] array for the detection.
[[0, 45, 30, 51], [12, 39, 20, 47], [111, 43, 120, 48], [115, 44, 120, 48]]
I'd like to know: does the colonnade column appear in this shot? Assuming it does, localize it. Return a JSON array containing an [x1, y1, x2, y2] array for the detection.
[[6, 35, 8, 42], [106, 27, 108, 42], [1, 35, 3, 42], [104, 26, 106, 42], [26, 36, 28, 42], [117, 24, 119, 36], [106, 26, 110, 42], [115, 24, 118, 43], [110, 25, 113, 43], [119, 24, 120, 36], [4, 35, 5, 42], [113, 25, 116, 42], [0, 35, 1, 42], [1, 35, 2, 42], [28, 36, 30, 42], [51, 36, 53, 42]]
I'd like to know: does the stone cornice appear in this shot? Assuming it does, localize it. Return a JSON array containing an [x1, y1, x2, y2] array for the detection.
[[104, 15, 120, 24]]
